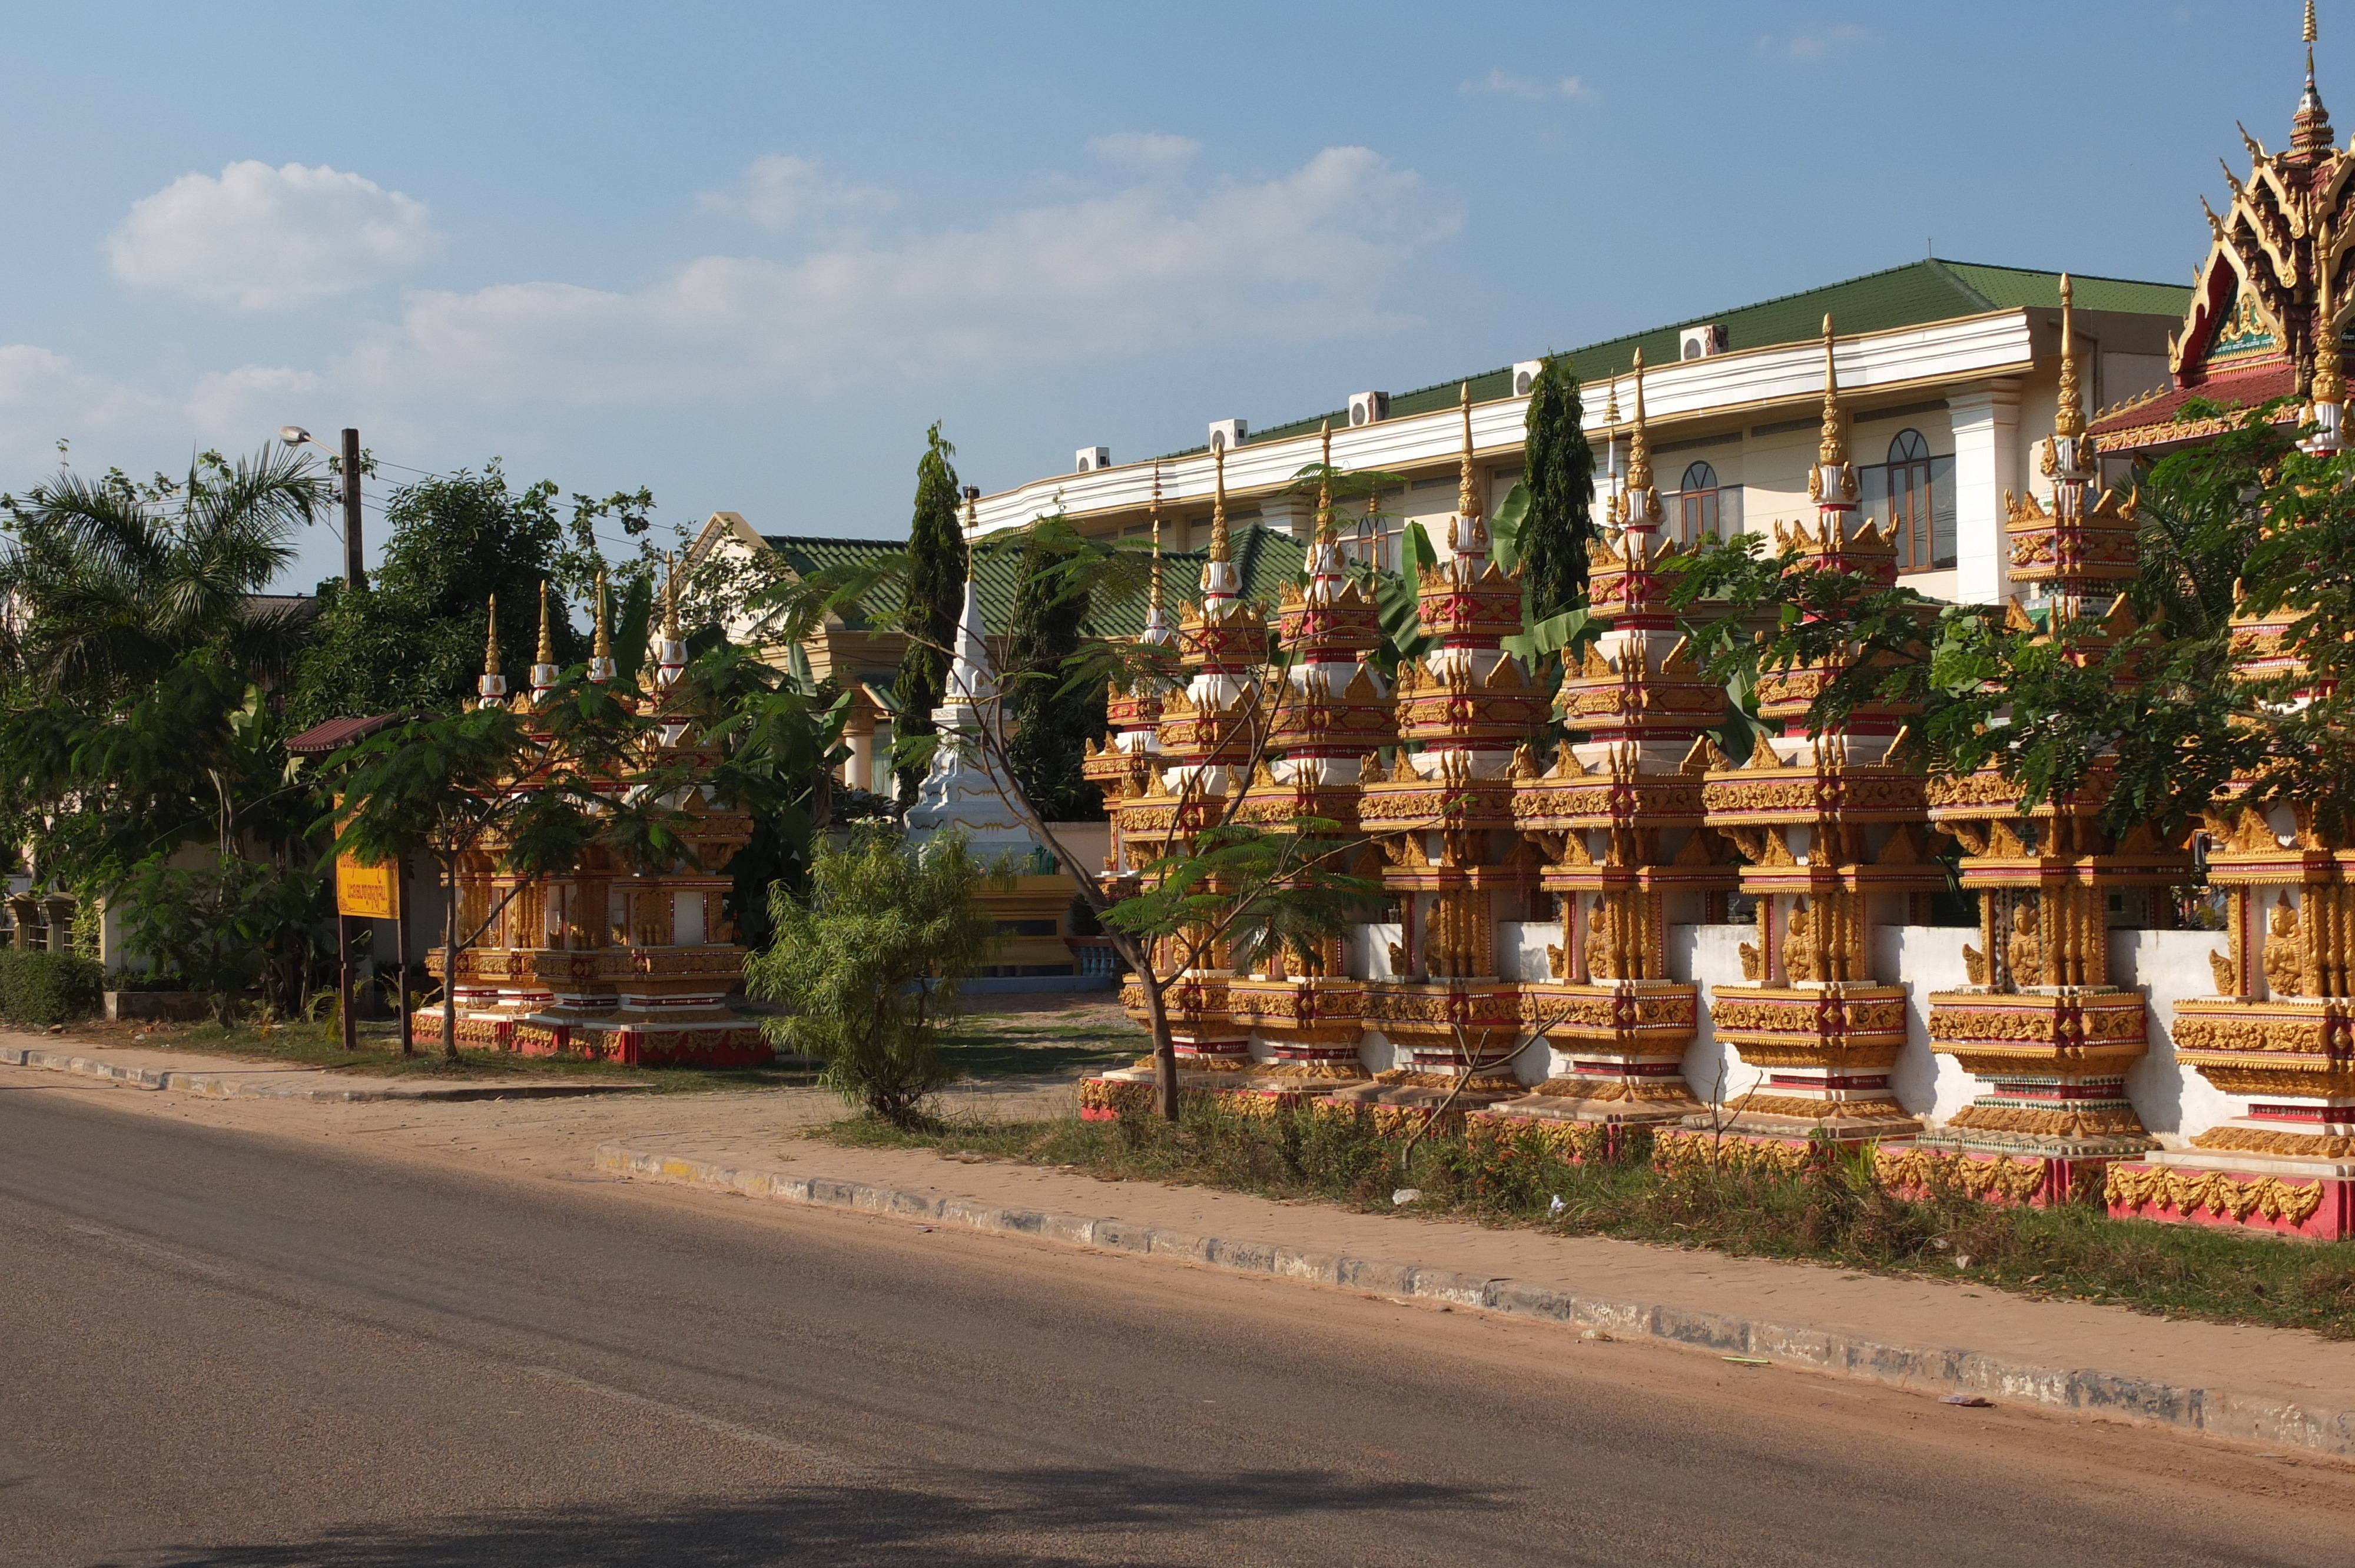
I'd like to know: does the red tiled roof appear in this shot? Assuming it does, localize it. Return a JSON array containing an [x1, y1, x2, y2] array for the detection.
[[2088, 363, 2298, 454], [284, 714, 401, 755]]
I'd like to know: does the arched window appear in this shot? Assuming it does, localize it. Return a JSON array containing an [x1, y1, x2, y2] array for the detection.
[[1675, 461, 1720, 545], [1886, 429, 1933, 568]]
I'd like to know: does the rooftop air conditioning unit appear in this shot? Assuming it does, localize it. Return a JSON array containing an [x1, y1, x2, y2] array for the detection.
[[1348, 391, 1390, 427], [1512, 359, 1546, 397], [1075, 446, 1110, 472], [1208, 418, 1248, 452], [1680, 324, 1730, 360]]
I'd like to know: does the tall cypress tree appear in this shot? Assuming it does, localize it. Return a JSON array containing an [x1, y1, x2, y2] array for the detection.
[[1004, 523, 1105, 822], [893, 423, 963, 805], [1519, 356, 1598, 622]]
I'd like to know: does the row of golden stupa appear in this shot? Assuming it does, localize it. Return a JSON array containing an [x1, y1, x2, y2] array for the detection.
[[1077, 17, 2355, 1235]]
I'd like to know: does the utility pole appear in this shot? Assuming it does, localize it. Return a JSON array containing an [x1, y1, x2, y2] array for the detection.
[[341, 428, 365, 590]]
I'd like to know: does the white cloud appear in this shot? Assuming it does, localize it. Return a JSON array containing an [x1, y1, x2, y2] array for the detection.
[[696, 154, 898, 233], [344, 146, 1456, 407], [1759, 24, 1869, 60], [1089, 132, 1201, 168], [107, 161, 440, 311], [185, 363, 327, 439], [1460, 69, 1596, 102]]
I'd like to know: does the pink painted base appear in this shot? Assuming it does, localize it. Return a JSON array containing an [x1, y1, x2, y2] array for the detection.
[[2107, 1163, 2355, 1241], [1880, 1149, 2114, 1208]]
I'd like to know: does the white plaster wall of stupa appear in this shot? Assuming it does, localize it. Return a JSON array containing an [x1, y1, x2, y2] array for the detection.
[[2121, 928, 2254, 1149], [1670, 924, 1763, 1108], [1878, 925, 1981, 1124]]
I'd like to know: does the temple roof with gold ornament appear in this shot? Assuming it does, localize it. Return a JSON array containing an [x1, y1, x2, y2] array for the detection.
[[2094, 3, 2355, 456]]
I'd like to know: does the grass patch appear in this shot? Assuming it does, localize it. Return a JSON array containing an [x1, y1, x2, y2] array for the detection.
[[815, 1097, 2355, 1340], [934, 1007, 1142, 1082]]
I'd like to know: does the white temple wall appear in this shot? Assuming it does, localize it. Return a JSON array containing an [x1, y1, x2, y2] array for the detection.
[[2119, 928, 2251, 1147], [1670, 923, 1765, 1105], [1314, 920, 2254, 1138], [1875, 925, 1981, 1123]]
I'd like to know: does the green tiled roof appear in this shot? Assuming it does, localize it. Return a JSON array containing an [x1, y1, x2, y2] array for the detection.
[[1232, 259, 2193, 452], [765, 526, 1308, 639]]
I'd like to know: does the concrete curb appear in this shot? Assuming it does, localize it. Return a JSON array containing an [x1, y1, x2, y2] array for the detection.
[[597, 1142, 2355, 1458], [0, 1045, 653, 1103]]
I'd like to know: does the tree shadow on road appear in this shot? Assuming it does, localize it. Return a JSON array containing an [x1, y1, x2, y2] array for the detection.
[[138, 1464, 1504, 1567]]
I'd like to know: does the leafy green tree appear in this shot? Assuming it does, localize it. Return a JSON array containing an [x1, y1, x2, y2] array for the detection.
[[1003, 517, 1107, 821], [0, 446, 328, 702], [117, 855, 330, 1024], [745, 826, 1003, 1125], [686, 642, 856, 947], [287, 463, 587, 726], [1518, 356, 1597, 623], [891, 423, 964, 803]]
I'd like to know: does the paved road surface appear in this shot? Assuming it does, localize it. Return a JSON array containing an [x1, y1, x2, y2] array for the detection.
[[4, 1082, 2351, 1567]]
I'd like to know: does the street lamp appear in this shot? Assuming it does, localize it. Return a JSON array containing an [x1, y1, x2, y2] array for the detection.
[[283, 424, 366, 592]]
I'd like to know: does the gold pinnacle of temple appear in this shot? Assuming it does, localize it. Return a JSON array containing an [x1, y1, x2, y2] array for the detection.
[[483, 593, 500, 676], [1147, 458, 1165, 616], [1625, 349, 1653, 496], [1604, 373, 1620, 427], [2055, 275, 2085, 443], [1209, 441, 1231, 563], [1817, 314, 1850, 470], [592, 570, 612, 663], [2318, 254, 2346, 406], [1456, 382, 1482, 520], [535, 579, 554, 665], [964, 490, 978, 582], [1315, 419, 1337, 543], [662, 552, 681, 640]]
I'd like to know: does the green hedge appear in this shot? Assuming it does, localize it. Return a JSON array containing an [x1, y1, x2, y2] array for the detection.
[[0, 949, 104, 1026]]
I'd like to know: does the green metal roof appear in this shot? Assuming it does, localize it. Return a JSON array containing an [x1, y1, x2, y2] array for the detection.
[[765, 526, 1308, 639], [1232, 259, 2193, 452]]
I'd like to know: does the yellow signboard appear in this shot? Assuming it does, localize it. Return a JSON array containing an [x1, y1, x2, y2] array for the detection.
[[336, 853, 401, 920]]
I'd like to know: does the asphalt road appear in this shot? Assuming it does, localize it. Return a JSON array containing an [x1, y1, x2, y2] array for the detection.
[[4, 1083, 2353, 1567]]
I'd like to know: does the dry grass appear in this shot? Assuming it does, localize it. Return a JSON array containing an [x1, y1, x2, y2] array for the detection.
[[821, 1097, 2355, 1338]]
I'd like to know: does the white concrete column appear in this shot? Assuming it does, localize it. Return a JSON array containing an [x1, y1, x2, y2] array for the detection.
[[845, 722, 875, 790], [1258, 496, 1310, 539], [1949, 380, 2021, 606]]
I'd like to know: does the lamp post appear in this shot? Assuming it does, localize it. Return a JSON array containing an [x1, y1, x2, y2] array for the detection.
[[283, 424, 390, 1052], [280, 426, 365, 592]]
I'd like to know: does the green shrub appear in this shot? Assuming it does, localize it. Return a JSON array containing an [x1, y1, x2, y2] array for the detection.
[[745, 826, 1002, 1125], [0, 949, 105, 1026]]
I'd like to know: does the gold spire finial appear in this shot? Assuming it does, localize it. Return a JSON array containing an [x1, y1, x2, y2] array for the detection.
[[1315, 419, 1337, 544], [592, 570, 612, 665], [535, 579, 554, 665], [2055, 275, 2085, 442], [964, 489, 977, 582], [1604, 373, 1620, 426], [1456, 382, 1482, 521], [1625, 350, 1653, 496], [1209, 442, 1230, 563], [1817, 314, 1849, 469], [484, 593, 500, 676], [2310, 0, 2320, 48], [2318, 254, 2346, 406], [662, 552, 681, 640], [1148, 458, 1165, 616]]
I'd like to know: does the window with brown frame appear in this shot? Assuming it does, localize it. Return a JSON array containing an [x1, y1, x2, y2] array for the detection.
[[1858, 428, 1956, 570]]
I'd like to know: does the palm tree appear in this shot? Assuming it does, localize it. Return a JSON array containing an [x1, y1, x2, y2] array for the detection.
[[0, 445, 330, 701]]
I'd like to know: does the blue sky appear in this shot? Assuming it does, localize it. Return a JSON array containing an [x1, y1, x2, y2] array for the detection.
[[0, 1, 2323, 588]]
